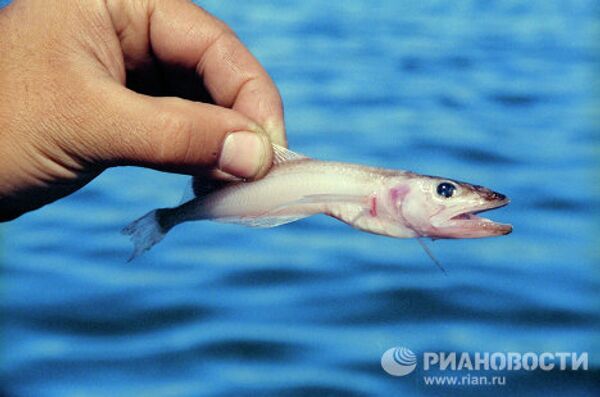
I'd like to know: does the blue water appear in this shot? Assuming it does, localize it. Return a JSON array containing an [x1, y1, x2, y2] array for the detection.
[[1, 1, 598, 396]]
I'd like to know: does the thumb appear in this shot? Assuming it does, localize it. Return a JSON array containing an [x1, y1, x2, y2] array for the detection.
[[91, 85, 273, 180]]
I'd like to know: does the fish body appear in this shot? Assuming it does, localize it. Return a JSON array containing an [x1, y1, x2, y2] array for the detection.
[[123, 145, 511, 260]]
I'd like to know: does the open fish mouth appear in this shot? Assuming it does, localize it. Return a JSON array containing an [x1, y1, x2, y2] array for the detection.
[[440, 198, 512, 238], [451, 199, 509, 221]]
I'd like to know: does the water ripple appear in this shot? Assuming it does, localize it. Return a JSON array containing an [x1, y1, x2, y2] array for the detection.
[[1, 0, 598, 396]]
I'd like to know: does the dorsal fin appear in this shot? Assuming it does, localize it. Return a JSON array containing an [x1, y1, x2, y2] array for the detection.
[[272, 144, 308, 165]]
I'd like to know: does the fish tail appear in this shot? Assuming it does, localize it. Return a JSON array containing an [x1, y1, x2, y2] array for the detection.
[[121, 209, 171, 261]]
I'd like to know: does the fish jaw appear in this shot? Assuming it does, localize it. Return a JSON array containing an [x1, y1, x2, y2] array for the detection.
[[429, 197, 512, 238]]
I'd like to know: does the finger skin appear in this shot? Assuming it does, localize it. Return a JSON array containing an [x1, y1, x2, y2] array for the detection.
[[94, 83, 274, 178], [108, 0, 287, 146]]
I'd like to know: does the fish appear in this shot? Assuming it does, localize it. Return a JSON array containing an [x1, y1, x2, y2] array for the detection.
[[123, 145, 511, 261]]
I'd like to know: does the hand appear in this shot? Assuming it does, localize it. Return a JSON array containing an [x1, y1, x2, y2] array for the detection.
[[0, 0, 286, 221]]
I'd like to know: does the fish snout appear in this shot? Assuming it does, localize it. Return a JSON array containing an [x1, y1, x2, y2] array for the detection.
[[491, 191, 506, 201], [472, 185, 508, 202]]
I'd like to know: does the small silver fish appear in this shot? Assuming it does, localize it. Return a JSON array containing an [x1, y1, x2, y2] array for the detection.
[[123, 145, 511, 260]]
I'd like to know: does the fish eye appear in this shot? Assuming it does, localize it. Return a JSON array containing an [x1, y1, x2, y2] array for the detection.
[[436, 182, 456, 198]]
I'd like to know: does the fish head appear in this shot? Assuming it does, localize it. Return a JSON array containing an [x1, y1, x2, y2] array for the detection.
[[397, 176, 512, 238]]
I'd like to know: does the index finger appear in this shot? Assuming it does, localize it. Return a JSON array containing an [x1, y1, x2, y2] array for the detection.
[[148, 0, 286, 146]]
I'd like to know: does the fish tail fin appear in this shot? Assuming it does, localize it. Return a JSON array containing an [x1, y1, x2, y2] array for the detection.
[[122, 209, 169, 261]]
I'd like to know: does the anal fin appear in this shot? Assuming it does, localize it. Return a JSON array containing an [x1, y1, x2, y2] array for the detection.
[[215, 215, 308, 228]]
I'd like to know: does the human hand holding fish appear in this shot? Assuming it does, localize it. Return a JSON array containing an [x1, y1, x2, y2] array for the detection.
[[0, 0, 512, 268], [0, 0, 283, 221]]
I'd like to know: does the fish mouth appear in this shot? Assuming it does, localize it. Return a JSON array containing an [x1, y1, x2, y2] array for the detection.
[[440, 198, 512, 238]]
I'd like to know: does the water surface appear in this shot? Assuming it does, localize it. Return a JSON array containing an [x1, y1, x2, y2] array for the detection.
[[1, 1, 598, 396]]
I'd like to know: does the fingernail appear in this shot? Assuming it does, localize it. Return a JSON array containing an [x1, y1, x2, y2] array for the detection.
[[218, 131, 267, 179]]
